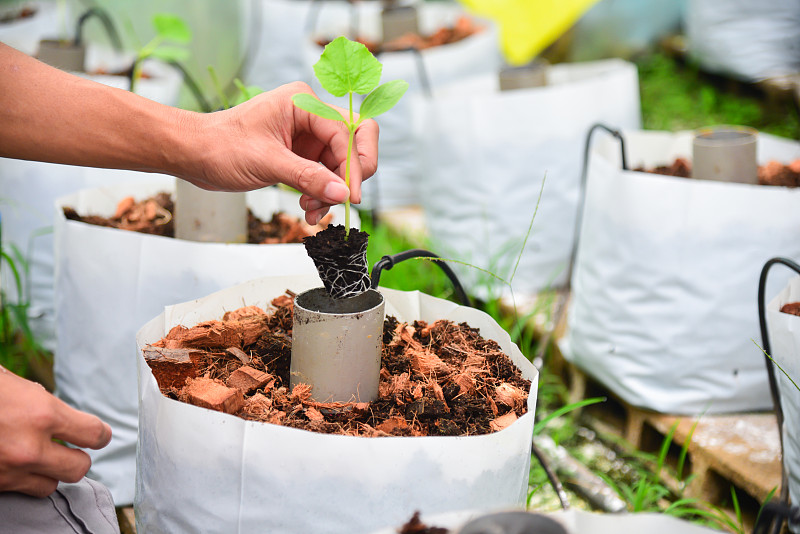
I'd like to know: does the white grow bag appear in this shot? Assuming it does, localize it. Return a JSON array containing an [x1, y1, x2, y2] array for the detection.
[[766, 275, 800, 516], [0, 50, 182, 351], [135, 274, 537, 534], [303, 1, 500, 210], [562, 130, 800, 414], [686, 0, 800, 83], [54, 183, 352, 505], [0, 1, 58, 56], [418, 59, 641, 299], [368, 508, 720, 534]]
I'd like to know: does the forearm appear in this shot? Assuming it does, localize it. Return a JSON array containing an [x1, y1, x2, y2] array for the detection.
[[0, 43, 205, 177]]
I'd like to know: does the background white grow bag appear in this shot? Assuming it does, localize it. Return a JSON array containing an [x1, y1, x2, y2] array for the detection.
[[54, 183, 352, 505], [686, 0, 800, 82], [135, 275, 537, 534], [418, 59, 641, 299], [562, 130, 800, 414], [766, 276, 800, 519], [302, 1, 500, 210], [368, 508, 720, 534], [0, 52, 182, 351], [0, 1, 58, 56]]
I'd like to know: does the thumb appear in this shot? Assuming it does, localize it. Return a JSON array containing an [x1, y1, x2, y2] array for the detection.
[[274, 151, 350, 204]]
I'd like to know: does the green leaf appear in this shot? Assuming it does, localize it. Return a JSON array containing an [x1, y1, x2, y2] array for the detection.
[[233, 78, 265, 105], [153, 13, 192, 44], [148, 46, 191, 63], [358, 80, 409, 121], [313, 36, 381, 97], [292, 93, 345, 122]]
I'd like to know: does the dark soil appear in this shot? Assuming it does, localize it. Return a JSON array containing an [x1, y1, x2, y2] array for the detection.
[[399, 512, 449, 534], [144, 291, 531, 437], [318, 15, 483, 55], [635, 158, 800, 187], [63, 192, 333, 244], [303, 225, 371, 299], [782, 302, 800, 316]]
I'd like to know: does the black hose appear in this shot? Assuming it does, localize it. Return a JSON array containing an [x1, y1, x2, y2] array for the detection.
[[74, 7, 122, 51], [370, 249, 471, 307], [757, 256, 800, 530]]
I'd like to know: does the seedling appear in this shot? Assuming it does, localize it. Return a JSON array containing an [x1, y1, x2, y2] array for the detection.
[[131, 13, 191, 93], [292, 36, 408, 237], [207, 65, 265, 110]]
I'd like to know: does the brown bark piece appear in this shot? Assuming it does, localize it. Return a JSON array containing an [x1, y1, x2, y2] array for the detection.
[[143, 346, 199, 390], [781, 302, 800, 317], [495, 383, 526, 411], [226, 346, 251, 364], [162, 321, 242, 350], [490, 411, 518, 432], [183, 377, 244, 414], [227, 366, 273, 394], [223, 306, 267, 322], [114, 196, 135, 219], [409, 348, 450, 378], [376, 416, 409, 434]]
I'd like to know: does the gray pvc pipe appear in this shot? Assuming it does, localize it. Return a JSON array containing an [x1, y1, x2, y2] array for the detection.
[[174, 179, 248, 243], [499, 60, 548, 91], [692, 125, 758, 184], [290, 288, 385, 403], [381, 6, 419, 42], [37, 40, 86, 72]]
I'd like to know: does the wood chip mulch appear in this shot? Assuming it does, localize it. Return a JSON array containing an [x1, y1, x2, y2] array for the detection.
[[635, 158, 800, 187], [63, 192, 332, 243], [318, 16, 484, 55], [398, 511, 449, 534], [782, 302, 800, 316], [143, 291, 531, 437]]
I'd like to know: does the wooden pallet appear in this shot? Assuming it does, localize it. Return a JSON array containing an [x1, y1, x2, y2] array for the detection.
[[117, 507, 136, 534], [551, 341, 782, 529]]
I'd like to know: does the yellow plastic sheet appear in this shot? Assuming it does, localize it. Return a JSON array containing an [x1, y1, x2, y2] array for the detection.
[[459, 0, 601, 65]]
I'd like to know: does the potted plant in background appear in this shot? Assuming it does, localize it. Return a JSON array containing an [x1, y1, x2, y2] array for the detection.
[[417, 56, 640, 302], [560, 126, 800, 415]]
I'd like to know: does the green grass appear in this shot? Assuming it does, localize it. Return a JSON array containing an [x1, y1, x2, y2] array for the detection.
[[637, 51, 800, 139]]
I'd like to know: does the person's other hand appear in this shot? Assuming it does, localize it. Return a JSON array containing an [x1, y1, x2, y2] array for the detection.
[[183, 82, 379, 225], [0, 369, 112, 497]]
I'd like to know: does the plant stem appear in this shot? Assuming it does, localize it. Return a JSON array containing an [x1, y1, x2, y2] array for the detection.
[[208, 66, 230, 110], [344, 91, 355, 239], [345, 124, 354, 238]]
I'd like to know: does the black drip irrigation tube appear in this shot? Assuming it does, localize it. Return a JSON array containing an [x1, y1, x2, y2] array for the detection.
[[757, 256, 800, 533], [74, 7, 122, 50], [531, 123, 627, 366], [370, 249, 471, 307], [754, 500, 800, 534]]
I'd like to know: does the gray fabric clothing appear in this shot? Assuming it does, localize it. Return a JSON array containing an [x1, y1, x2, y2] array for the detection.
[[0, 477, 119, 534]]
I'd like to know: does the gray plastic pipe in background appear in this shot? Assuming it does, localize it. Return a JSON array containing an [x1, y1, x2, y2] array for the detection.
[[174, 179, 248, 243], [692, 125, 758, 184]]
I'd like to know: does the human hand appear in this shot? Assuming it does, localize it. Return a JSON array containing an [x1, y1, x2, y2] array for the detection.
[[0, 368, 112, 497], [181, 82, 379, 225]]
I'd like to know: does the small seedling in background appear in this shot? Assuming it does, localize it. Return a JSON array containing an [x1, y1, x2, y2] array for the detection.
[[131, 13, 191, 92], [207, 66, 265, 110], [292, 36, 408, 238]]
